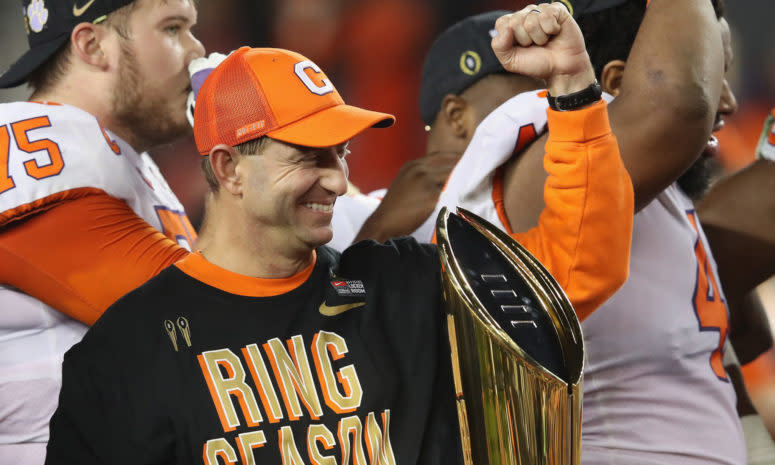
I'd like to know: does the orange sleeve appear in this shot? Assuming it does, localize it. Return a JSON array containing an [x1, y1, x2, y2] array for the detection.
[[511, 100, 634, 321], [0, 193, 190, 325]]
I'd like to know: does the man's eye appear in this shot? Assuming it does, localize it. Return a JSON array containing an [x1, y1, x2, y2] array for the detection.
[[165, 25, 181, 35]]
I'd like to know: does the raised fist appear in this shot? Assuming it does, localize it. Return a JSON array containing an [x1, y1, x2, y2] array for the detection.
[[491, 3, 595, 95]]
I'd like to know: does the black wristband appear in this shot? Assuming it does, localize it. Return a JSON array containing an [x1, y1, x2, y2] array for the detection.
[[547, 81, 602, 112]]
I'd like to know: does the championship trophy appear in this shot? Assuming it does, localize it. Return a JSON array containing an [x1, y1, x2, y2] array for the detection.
[[436, 207, 584, 465]]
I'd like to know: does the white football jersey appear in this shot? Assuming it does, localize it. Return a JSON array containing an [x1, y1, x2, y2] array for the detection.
[[330, 191, 381, 251], [440, 91, 745, 465], [0, 102, 194, 463], [436, 90, 550, 233], [329, 91, 553, 251], [581, 185, 744, 465]]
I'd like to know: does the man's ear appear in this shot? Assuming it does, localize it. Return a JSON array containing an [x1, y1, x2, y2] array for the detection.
[[601, 60, 626, 97], [439, 94, 473, 139], [70, 23, 109, 70], [209, 144, 242, 196]]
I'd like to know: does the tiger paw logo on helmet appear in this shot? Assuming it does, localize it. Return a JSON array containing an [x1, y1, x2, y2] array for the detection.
[[26, 0, 49, 33]]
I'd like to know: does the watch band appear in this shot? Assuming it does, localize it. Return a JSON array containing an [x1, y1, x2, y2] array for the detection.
[[547, 81, 603, 112]]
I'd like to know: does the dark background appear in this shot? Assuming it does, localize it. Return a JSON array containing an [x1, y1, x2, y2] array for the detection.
[[2, 0, 775, 433]]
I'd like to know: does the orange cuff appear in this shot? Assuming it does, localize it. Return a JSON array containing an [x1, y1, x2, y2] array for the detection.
[[546, 100, 611, 143]]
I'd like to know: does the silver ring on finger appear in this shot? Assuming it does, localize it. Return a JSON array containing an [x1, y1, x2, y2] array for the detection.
[[529, 9, 541, 14]]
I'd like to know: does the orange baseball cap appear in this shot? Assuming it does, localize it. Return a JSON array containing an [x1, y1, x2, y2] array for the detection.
[[193, 47, 395, 155]]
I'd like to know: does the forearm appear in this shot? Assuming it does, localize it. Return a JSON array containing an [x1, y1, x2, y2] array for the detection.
[[513, 101, 634, 320], [728, 292, 774, 366], [698, 160, 775, 299], [353, 208, 395, 244]]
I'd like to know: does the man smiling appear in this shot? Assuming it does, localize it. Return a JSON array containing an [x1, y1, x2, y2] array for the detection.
[[46, 5, 633, 463]]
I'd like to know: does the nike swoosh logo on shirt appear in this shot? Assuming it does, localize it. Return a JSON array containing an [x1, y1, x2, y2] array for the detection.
[[73, 0, 97, 17], [319, 301, 365, 316]]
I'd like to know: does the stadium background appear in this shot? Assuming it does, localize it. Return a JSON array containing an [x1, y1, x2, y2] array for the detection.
[[1, 0, 775, 431]]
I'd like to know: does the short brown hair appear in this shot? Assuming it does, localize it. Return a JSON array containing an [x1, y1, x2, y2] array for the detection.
[[101, 0, 140, 39], [201, 137, 270, 192], [27, 42, 72, 94]]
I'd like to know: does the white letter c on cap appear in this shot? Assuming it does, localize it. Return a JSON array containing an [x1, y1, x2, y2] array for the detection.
[[294, 60, 334, 96]]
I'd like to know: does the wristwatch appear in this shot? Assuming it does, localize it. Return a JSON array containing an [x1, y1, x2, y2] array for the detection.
[[547, 81, 602, 112]]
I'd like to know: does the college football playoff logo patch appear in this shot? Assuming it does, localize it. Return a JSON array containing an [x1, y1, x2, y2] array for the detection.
[[459, 51, 481, 76]]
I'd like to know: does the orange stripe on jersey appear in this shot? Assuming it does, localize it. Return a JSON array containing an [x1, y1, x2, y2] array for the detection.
[[98, 122, 121, 154], [491, 167, 514, 235], [742, 349, 775, 396], [27, 101, 63, 106], [0, 126, 15, 194], [175, 251, 316, 297], [687, 211, 729, 381], [513, 123, 538, 155], [492, 123, 537, 235], [0, 192, 189, 324], [0, 187, 104, 227], [156, 207, 197, 249]]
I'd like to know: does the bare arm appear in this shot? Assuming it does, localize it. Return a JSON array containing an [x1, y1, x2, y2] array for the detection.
[[697, 160, 775, 364], [352, 152, 458, 243], [698, 112, 775, 362], [608, 0, 723, 209], [728, 293, 774, 366], [698, 160, 775, 299]]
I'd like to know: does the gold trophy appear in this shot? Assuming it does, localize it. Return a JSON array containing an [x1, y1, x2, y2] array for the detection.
[[436, 207, 584, 465]]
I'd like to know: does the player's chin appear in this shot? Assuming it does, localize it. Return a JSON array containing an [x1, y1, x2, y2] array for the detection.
[[677, 156, 722, 201], [304, 226, 335, 249], [168, 111, 194, 136]]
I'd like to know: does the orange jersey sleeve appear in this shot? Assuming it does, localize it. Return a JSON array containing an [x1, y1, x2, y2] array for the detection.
[[510, 101, 634, 321], [0, 192, 190, 325]]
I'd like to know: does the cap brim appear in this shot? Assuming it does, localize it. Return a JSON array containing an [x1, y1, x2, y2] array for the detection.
[[0, 36, 69, 89], [266, 104, 394, 148]]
